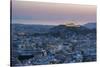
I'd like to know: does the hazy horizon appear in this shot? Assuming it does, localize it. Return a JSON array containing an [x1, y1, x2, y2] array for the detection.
[[12, 0, 96, 25]]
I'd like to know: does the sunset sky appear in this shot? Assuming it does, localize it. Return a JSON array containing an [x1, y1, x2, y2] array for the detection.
[[12, 0, 96, 25]]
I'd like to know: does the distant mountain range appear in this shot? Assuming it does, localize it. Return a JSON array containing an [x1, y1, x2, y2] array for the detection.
[[12, 24, 54, 33], [83, 23, 96, 29], [12, 23, 96, 36]]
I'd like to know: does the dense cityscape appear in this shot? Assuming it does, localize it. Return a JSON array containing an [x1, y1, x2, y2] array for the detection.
[[11, 23, 96, 66]]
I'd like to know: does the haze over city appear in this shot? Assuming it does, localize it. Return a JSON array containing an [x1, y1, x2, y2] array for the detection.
[[12, 0, 96, 25]]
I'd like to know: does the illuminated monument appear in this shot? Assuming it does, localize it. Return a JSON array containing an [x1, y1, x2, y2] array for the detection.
[[65, 20, 80, 27]]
